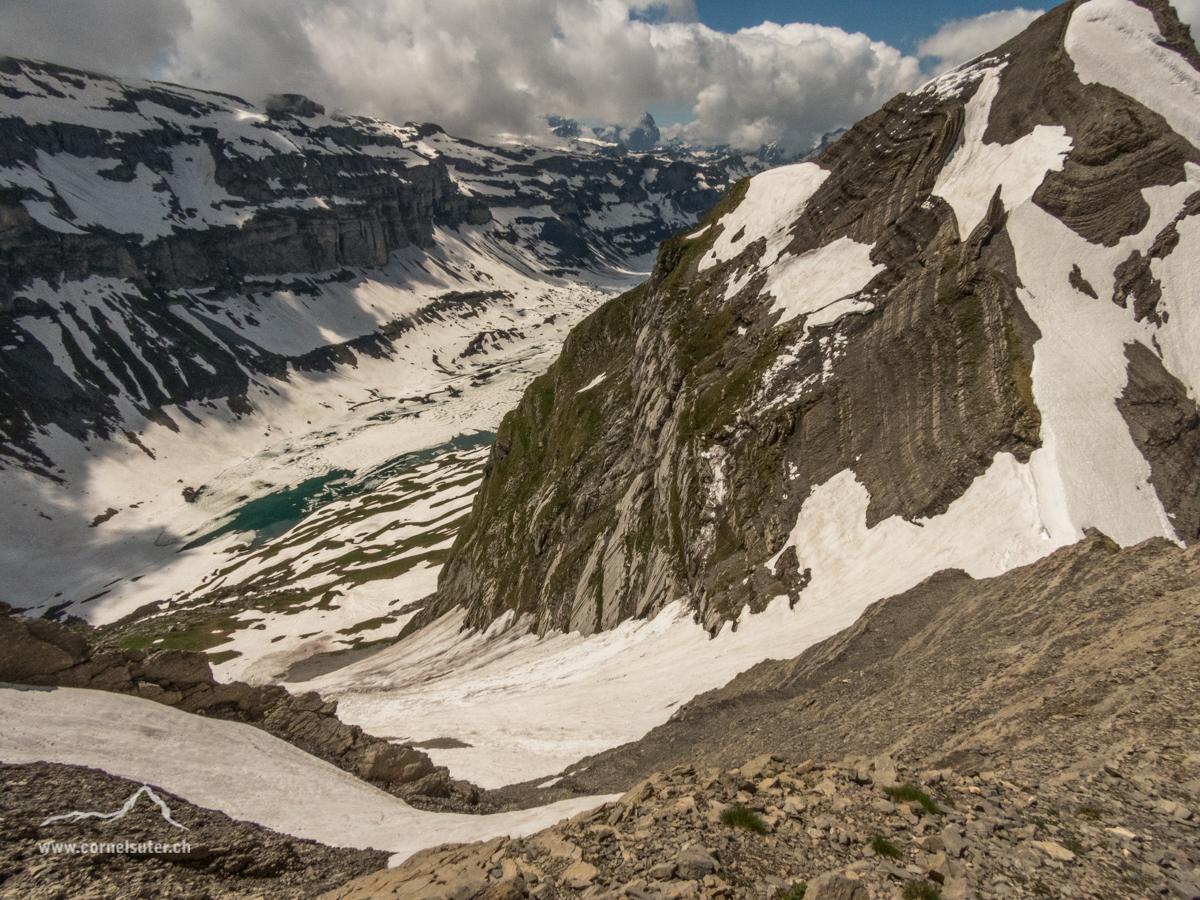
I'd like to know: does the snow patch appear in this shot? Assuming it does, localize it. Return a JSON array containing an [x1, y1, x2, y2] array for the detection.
[[932, 65, 1073, 239], [918, 56, 1006, 100], [1067, 0, 1200, 152], [0, 686, 615, 864], [699, 163, 829, 272], [576, 373, 608, 394], [309, 447, 1055, 790], [765, 237, 883, 326]]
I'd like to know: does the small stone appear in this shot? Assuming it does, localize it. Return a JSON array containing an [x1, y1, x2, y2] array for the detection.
[[873, 755, 899, 788], [1034, 841, 1076, 862], [941, 825, 966, 858], [649, 863, 677, 880], [916, 835, 945, 854], [815, 779, 838, 797], [739, 755, 779, 781]]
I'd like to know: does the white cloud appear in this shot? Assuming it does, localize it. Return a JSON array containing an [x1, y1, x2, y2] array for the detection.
[[917, 7, 1044, 75], [0, 0, 924, 152]]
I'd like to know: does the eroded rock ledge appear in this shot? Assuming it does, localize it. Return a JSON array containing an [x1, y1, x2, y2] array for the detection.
[[0, 604, 484, 811]]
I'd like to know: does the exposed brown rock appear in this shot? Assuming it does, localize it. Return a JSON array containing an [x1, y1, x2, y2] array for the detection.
[[1117, 342, 1200, 542], [0, 608, 87, 681]]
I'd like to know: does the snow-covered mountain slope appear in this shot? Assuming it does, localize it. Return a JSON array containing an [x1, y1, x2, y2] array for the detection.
[[0, 58, 753, 627], [309, 0, 1200, 785], [0, 685, 615, 863]]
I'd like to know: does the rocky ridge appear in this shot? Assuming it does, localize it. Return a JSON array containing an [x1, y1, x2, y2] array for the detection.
[[487, 530, 1199, 806], [0, 603, 490, 811]]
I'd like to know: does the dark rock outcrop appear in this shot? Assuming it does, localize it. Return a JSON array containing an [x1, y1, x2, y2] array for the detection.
[[421, 60, 1043, 637], [0, 604, 466, 804], [1117, 342, 1200, 543]]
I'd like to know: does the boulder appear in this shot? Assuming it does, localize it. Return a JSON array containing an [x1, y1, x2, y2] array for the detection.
[[675, 846, 718, 881], [140, 650, 215, 688], [941, 825, 966, 858], [648, 863, 677, 880], [0, 613, 87, 682], [562, 860, 599, 887], [738, 755, 780, 780], [804, 872, 869, 900], [406, 770, 453, 798], [872, 755, 898, 788], [358, 743, 436, 784]]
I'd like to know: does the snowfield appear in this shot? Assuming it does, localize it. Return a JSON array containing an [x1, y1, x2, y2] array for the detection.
[[0, 685, 615, 864]]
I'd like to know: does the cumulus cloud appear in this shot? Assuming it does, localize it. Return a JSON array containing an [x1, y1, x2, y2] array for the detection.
[[0, 0, 924, 151], [917, 8, 1044, 75]]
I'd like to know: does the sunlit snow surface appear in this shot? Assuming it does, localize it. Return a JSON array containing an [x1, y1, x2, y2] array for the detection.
[[302, 454, 1052, 788], [932, 65, 1072, 237], [0, 686, 616, 864]]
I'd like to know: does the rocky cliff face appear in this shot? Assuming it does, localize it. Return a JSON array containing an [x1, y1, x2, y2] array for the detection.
[[424, 0, 1200, 638]]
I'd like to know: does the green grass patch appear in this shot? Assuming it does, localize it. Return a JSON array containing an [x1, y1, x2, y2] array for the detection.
[[903, 882, 941, 900], [781, 883, 806, 900], [720, 805, 767, 834], [205, 649, 241, 665], [1076, 806, 1103, 820], [871, 834, 902, 859], [884, 784, 942, 816], [1062, 837, 1085, 855]]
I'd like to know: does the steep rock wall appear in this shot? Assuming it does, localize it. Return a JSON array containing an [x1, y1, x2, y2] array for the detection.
[[422, 0, 1200, 638]]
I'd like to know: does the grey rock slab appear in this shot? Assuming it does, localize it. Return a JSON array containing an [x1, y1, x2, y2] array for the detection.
[[803, 872, 868, 900], [676, 846, 718, 880]]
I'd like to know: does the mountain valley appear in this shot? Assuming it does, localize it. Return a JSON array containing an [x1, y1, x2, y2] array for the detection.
[[3, 1, 1200, 899]]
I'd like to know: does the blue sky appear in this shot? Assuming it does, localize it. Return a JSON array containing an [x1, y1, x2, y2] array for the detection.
[[694, 1, 1031, 54]]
